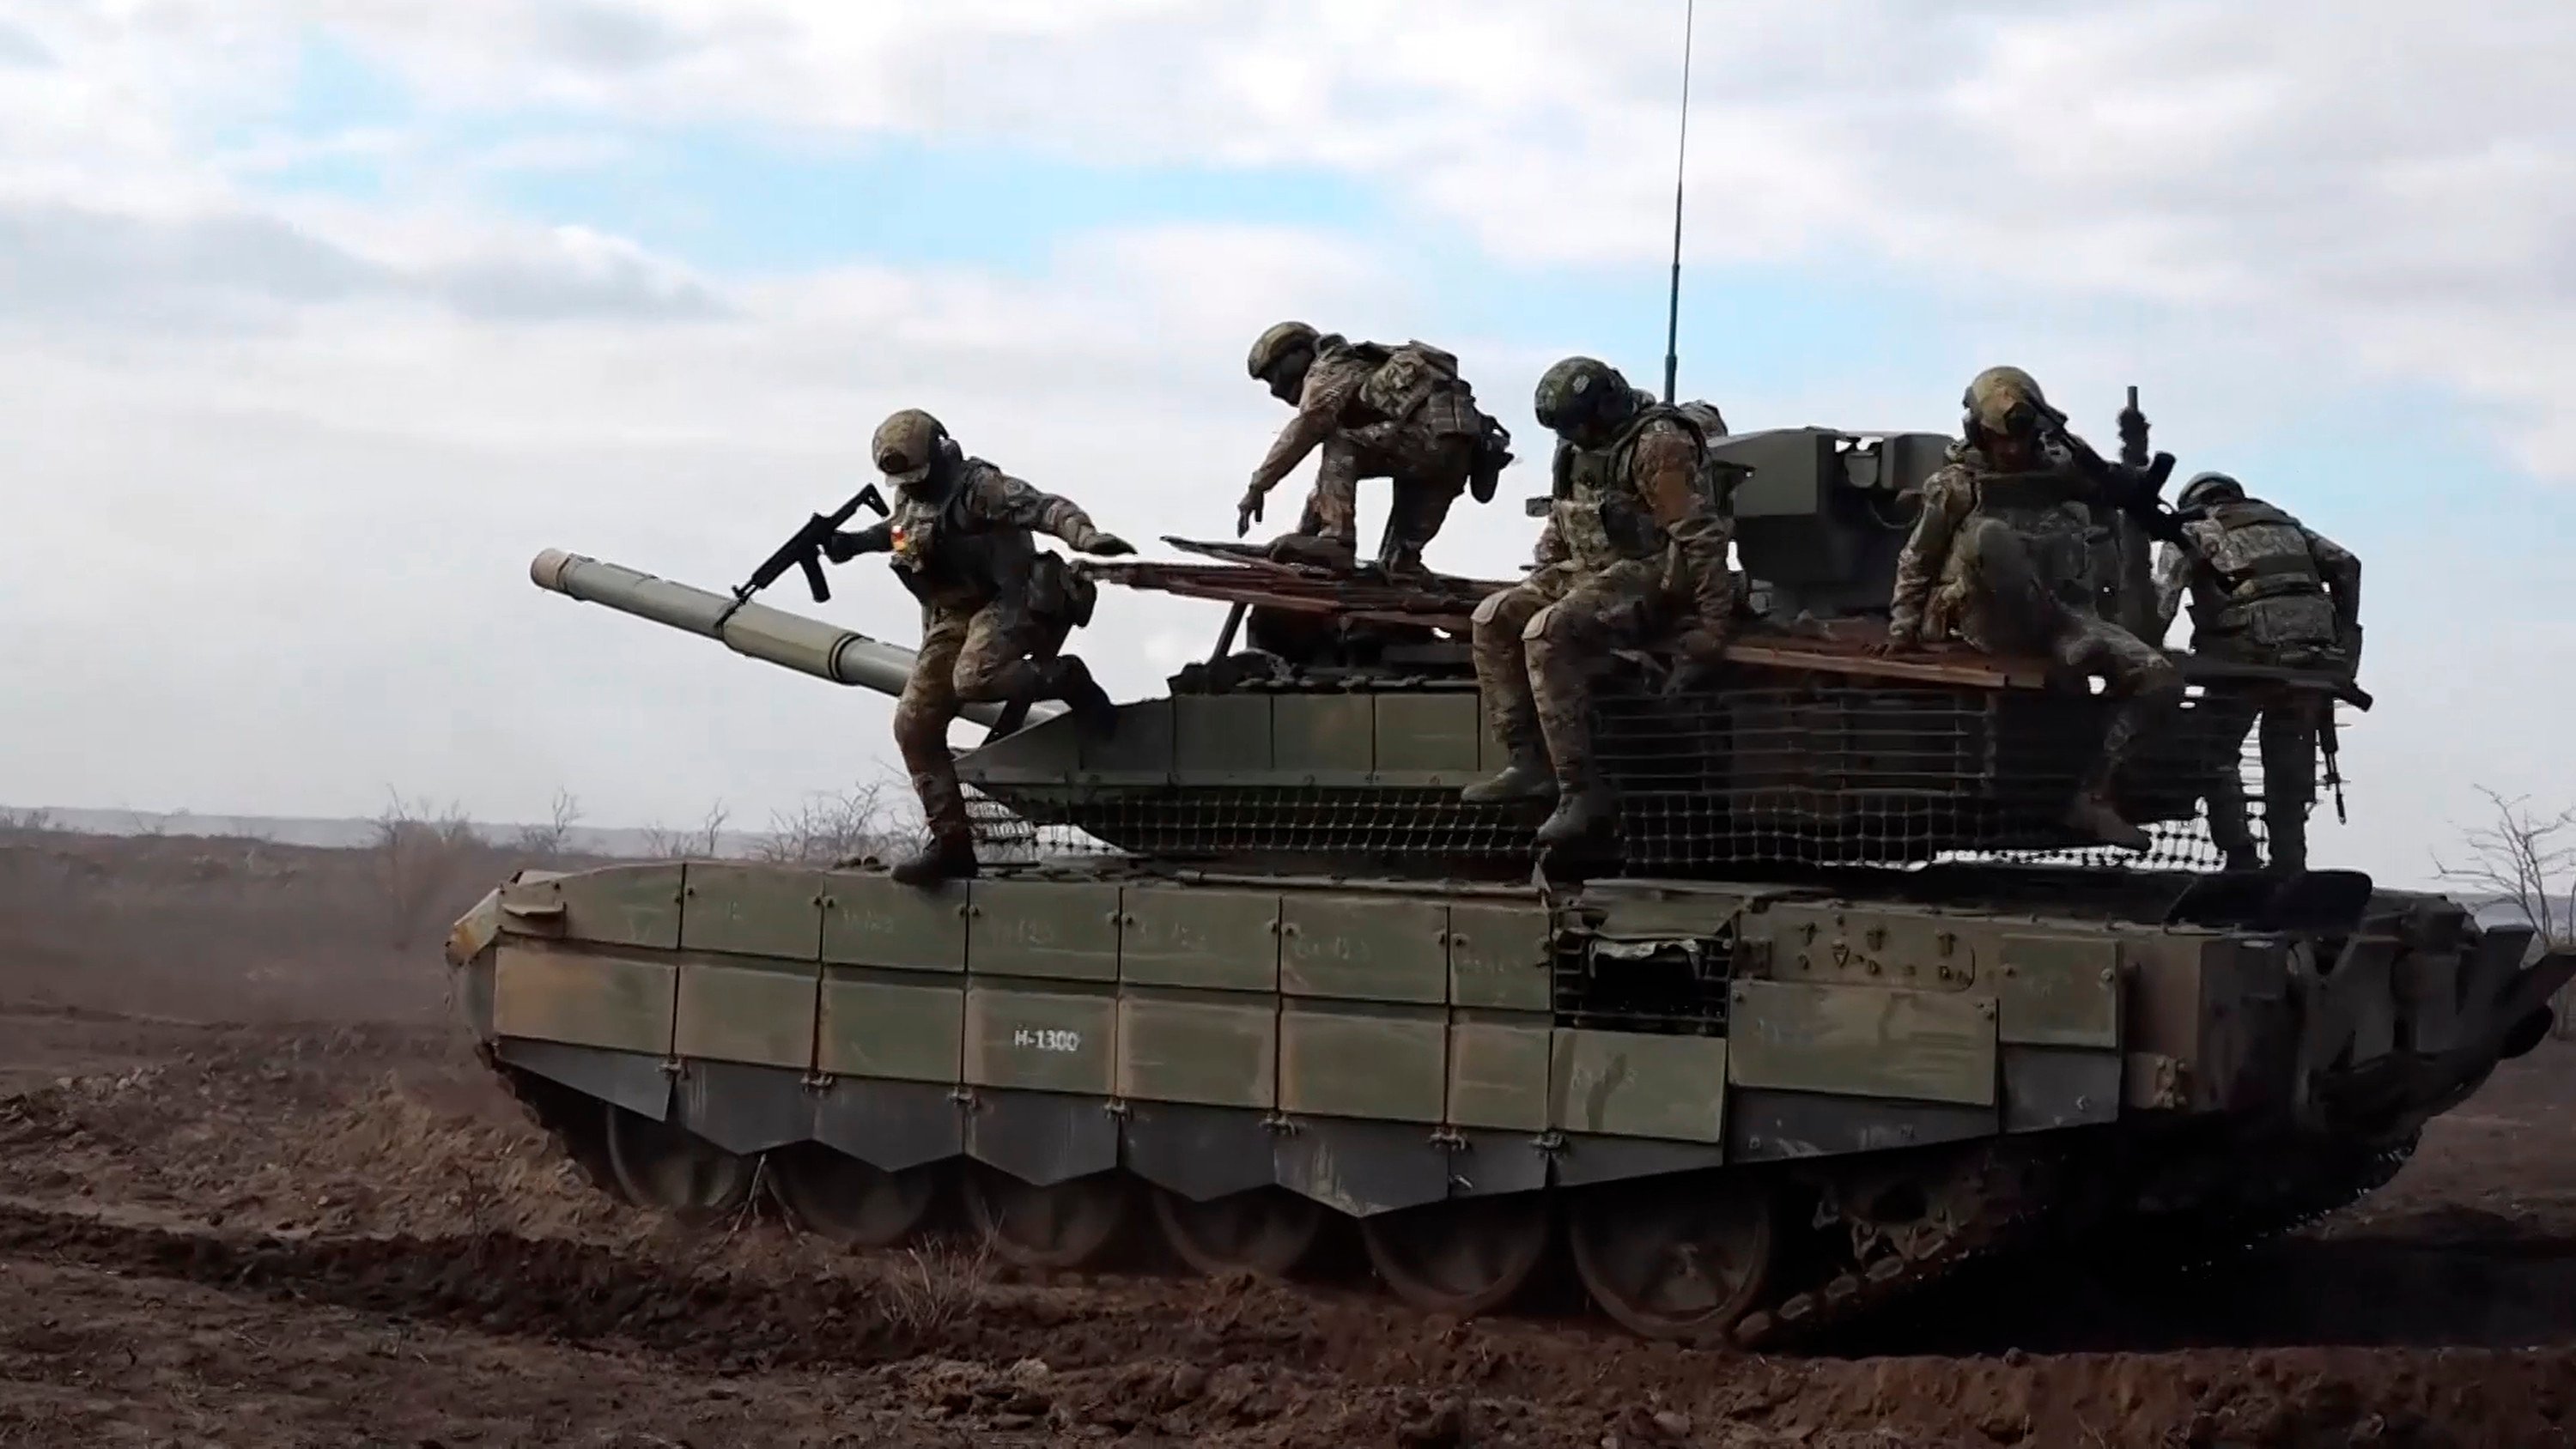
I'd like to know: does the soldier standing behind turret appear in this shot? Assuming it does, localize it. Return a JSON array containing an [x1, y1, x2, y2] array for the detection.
[[823, 409, 1134, 886], [2153, 470, 2361, 873], [1461, 356, 1735, 848], [1236, 322, 1510, 573], [1879, 367, 2184, 850]]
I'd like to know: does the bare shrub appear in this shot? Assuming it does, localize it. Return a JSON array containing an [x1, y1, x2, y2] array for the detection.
[[513, 788, 584, 863], [641, 802, 731, 860], [752, 781, 908, 867], [370, 791, 484, 949], [878, 1237, 993, 1339], [0, 807, 58, 838], [2436, 785, 2576, 1040]]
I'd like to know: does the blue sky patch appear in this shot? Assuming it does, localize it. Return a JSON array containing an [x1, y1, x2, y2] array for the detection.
[[475, 124, 1390, 277]]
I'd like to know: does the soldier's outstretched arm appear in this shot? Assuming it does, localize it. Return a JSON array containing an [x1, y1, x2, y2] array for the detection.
[[823, 518, 895, 562], [969, 471, 1129, 554], [2307, 528, 2361, 634], [1244, 365, 1362, 500], [1631, 419, 1735, 641], [1885, 470, 1965, 645]]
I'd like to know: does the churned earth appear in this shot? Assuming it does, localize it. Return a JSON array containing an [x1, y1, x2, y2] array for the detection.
[[0, 832, 2569, 1447]]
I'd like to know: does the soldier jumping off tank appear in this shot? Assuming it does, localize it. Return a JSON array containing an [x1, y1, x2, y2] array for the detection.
[[2153, 470, 2362, 873], [823, 409, 1134, 886], [1461, 356, 1735, 848], [1236, 321, 1510, 573], [1879, 366, 2184, 851]]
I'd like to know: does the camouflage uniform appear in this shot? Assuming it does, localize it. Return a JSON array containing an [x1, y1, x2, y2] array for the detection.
[[1885, 367, 2184, 850], [2152, 471, 2361, 872], [828, 409, 1130, 885], [1240, 322, 1508, 573], [1463, 357, 1735, 846]]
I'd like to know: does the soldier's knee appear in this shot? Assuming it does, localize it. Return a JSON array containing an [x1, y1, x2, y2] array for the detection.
[[891, 702, 951, 757], [1529, 601, 1598, 651], [1474, 588, 1541, 641], [951, 655, 1007, 701]]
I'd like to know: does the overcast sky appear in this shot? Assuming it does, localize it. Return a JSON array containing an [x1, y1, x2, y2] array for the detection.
[[1, 0, 2569, 886]]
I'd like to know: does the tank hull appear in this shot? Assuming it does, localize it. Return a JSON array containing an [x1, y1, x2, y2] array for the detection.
[[446, 857, 2567, 1344]]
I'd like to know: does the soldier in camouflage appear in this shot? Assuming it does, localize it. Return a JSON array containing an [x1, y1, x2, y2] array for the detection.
[[1237, 321, 1510, 573], [823, 409, 1134, 886], [1881, 367, 2184, 851], [1461, 357, 1735, 847], [2153, 470, 2362, 873]]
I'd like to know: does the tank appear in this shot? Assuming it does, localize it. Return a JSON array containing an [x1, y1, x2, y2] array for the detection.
[[445, 421, 2572, 1346]]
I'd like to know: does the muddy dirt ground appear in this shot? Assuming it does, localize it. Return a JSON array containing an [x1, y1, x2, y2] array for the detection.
[[0, 832, 2570, 1446]]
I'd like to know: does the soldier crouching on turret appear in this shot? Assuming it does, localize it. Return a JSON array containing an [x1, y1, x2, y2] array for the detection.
[[2153, 470, 2362, 873], [823, 409, 1135, 886], [1461, 357, 1735, 848], [1236, 321, 1511, 573], [1878, 367, 2184, 850]]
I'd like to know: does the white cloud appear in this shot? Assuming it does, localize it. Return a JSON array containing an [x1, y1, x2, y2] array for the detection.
[[145, 0, 2552, 472]]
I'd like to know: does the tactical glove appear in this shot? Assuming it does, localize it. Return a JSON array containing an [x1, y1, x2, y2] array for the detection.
[[822, 530, 879, 564]]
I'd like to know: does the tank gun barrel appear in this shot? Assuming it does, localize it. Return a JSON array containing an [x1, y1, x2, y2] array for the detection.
[[529, 549, 1027, 726]]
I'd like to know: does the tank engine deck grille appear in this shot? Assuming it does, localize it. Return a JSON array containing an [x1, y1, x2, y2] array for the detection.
[[969, 682, 2332, 878]]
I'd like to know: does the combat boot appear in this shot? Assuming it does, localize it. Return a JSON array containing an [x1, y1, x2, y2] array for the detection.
[[1267, 533, 1358, 572], [1375, 535, 1431, 576], [2065, 788, 2150, 852], [1534, 779, 1619, 847], [1461, 748, 1558, 805], [890, 830, 978, 888], [1046, 656, 1119, 737]]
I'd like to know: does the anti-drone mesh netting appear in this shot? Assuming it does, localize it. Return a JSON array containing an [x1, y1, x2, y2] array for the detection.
[[963, 680, 2347, 878]]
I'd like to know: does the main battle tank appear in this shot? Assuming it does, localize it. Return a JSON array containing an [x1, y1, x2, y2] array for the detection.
[[445, 418, 2570, 1345]]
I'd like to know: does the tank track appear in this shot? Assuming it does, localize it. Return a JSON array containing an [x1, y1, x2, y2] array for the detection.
[[480, 1057, 2063, 1349], [2074, 1132, 2421, 1280], [1735, 1142, 2048, 1349]]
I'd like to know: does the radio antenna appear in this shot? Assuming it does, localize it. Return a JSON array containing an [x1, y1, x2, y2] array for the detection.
[[1661, 0, 1696, 404]]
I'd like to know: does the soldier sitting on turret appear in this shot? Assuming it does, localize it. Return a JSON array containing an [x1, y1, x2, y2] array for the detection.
[[1878, 367, 2184, 850], [1461, 357, 1735, 848], [823, 409, 1135, 886], [2153, 470, 2361, 873], [1236, 321, 1511, 574]]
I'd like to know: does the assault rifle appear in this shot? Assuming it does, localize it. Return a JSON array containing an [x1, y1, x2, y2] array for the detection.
[[2068, 428, 2184, 546], [2320, 706, 2348, 824], [2118, 385, 2151, 470], [733, 482, 890, 605]]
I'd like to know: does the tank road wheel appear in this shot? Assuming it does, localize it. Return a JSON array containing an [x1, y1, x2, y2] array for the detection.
[[1568, 1175, 1774, 1342], [602, 1104, 758, 1226], [964, 1167, 1134, 1270], [1361, 1194, 1552, 1317], [1151, 1185, 1325, 1279], [769, 1144, 945, 1249]]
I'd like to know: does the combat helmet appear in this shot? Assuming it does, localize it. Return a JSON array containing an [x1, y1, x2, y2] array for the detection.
[[1961, 366, 2067, 440], [2177, 470, 2246, 512], [1534, 355, 1641, 441], [872, 409, 951, 491], [1248, 321, 1321, 381]]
